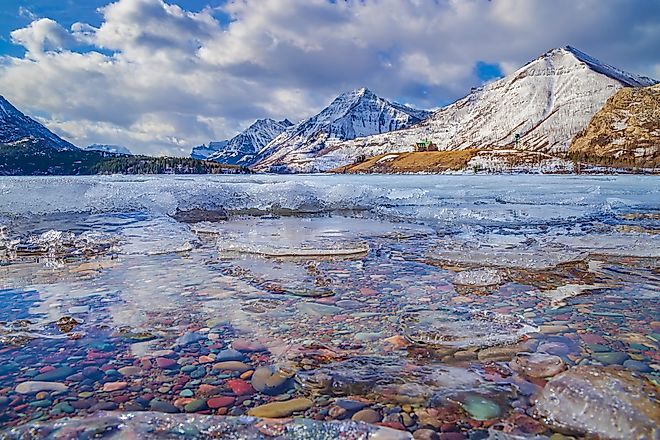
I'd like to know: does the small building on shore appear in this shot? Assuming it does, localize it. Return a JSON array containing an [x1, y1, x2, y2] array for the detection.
[[414, 139, 438, 152]]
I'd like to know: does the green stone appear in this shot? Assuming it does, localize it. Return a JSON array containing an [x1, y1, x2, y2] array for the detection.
[[29, 400, 52, 408], [184, 399, 207, 413], [179, 389, 194, 397], [51, 402, 75, 415], [586, 344, 611, 353], [461, 395, 500, 421], [592, 351, 629, 365]]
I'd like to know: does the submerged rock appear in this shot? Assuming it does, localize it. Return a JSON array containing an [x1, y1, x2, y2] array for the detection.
[[15, 381, 68, 395], [510, 353, 565, 378], [533, 366, 658, 439], [247, 398, 313, 418], [0, 411, 412, 439]]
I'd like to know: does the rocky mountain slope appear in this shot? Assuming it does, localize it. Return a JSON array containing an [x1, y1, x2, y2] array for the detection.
[[190, 118, 292, 165], [297, 47, 656, 172], [569, 84, 659, 168], [0, 95, 77, 150], [253, 88, 430, 172]]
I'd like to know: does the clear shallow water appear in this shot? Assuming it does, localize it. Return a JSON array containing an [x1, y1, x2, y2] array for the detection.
[[0, 175, 658, 439]]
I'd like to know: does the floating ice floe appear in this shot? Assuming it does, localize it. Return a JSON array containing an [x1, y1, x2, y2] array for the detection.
[[453, 268, 503, 286], [399, 307, 538, 349]]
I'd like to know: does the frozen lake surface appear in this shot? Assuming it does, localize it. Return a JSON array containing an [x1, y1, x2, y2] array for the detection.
[[0, 175, 658, 439]]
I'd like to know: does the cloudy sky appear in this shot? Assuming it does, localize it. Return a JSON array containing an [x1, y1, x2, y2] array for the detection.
[[0, 0, 658, 156]]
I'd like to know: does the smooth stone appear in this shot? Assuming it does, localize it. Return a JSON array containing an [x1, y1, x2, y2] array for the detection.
[[15, 381, 68, 395], [335, 399, 368, 412], [460, 395, 500, 421], [207, 396, 235, 409], [155, 358, 178, 369], [184, 399, 207, 413], [510, 353, 566, 378], [232, 339, 267, 353], [251, 366, 293, 395], [179, 389, 194, 397], [51, 402, 75, 415], [118, 366, 142, 376], [539, 325, 570, 334], [215, 349, 246, 362], [592, 352, 629, 365], [102, 382, 128, 392], [33, 367, 75, 381], [212, 361, 250, 373], [623, 359, 652, 373], [296, 302, 342, 316], [352, 408, 381, 423], [29, 400, 52, 408], [534, 366, 658, 439], [586, 343, 611, 353], [247, 398, 313, 418], [149, 399, 180, 413], [226, 379, 254, 396], [477, 344, 524, 362], [175, 332, 205, 347], [413, 429, 440, 440]]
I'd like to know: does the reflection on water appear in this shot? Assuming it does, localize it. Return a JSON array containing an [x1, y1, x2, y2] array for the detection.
[[0, 175, 658, 439]]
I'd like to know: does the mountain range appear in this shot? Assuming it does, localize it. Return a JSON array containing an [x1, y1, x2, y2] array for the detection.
[[0, 45, 657, 174], [261, 46, 656, 172], [192, 118, 293, 165]]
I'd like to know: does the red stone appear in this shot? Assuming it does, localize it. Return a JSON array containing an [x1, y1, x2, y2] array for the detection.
[[156, 357, 177, 369], [580, 333, 608, 344], [376, 422, 406, 431], [226, 379, 254, 396], [39, 366, 56, 374], [198, 384, 222, 396], [439, 433, 466, 440], [113, 395, 130, 404], [207, 396, 235, 409]]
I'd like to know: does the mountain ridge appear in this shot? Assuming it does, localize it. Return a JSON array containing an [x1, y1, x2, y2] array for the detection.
[[279, 46, 657, 172], [0, 95, 77, 151], [253, 87, 431, 172]]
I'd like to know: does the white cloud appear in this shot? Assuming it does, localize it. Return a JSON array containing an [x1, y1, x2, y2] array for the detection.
[[0, 0, 658, 156]]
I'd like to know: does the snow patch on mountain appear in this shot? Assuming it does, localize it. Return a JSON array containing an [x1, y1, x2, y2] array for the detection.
[[190, 119, 292, 164], [0, 95, 77, 150], [191, 140, 228, 160], [253, 88, 431, 172], [206, 118, 293, 165], [295, 47, 657, 172], [85, 144, 132, 155]]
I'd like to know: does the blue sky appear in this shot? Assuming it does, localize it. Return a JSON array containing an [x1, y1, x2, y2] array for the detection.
[[0, 0, 658, 155]]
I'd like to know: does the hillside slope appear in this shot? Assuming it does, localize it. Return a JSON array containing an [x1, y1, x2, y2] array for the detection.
[[570, 84, 659, 168]]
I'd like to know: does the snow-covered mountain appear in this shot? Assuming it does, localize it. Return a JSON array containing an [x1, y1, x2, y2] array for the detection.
[[85, 144, 132, 155], [253, 88, 431, 172], [205, 118, 293, 165], [294, 47, 657, 172], [0, 95, 77, 150], [191, 140, 228, 160]]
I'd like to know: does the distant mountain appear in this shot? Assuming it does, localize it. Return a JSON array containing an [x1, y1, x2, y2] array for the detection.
[[570, 84, 659, 168], [85, 144, 132, 155], [0, 95, 77, 150], [191, 140, 228, 160], [252, 87, 431, 172], [307, 47, 657, 172], [205, 118, 293, 165]]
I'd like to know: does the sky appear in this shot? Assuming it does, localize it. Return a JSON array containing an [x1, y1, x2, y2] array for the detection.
[[0, 0, 658, 156]]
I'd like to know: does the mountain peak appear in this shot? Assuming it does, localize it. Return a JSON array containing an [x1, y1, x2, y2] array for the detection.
[[0, 95, 77, 150], [537, 46, 657, 87]]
